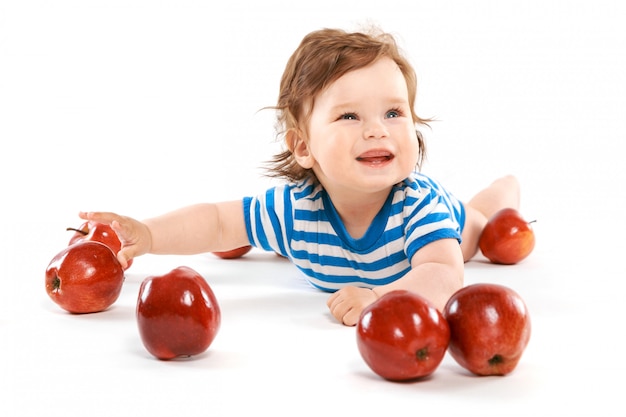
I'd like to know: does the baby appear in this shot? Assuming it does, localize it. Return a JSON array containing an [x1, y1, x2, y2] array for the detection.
[[80, 27, 520, 326]]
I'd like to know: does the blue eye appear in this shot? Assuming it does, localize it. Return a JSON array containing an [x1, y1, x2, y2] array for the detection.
[[386, 109, 401, 118], [340, 113, 358, 120]]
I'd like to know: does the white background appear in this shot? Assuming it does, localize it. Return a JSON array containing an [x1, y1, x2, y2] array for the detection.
[[1, 1, 625, 416]]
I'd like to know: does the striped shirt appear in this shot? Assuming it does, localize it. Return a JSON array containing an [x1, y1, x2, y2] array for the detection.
[[243, 172, 465, 292]]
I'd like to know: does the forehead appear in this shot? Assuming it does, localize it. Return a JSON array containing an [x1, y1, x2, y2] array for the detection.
[[319, 57, 408, 102]]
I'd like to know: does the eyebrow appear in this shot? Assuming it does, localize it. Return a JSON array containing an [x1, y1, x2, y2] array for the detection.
[[329, 97, 409, 112]]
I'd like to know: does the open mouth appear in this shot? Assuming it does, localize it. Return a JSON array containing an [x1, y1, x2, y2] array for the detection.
[[356, 150, 394, 164]]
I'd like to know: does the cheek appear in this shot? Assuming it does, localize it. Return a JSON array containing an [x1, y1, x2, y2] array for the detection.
[[308, 132, 339, 161], [398, 128, 421, 166]]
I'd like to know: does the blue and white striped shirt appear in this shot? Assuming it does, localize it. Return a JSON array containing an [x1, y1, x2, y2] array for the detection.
[[243, 172, 465, 292]]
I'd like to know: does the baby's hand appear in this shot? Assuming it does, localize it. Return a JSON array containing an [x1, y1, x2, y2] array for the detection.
[[78, 211, 152, 269], [326, 286, 378, 326]]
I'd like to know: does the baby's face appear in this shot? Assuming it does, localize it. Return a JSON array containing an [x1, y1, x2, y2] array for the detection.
[[303, 57, 420, 199]]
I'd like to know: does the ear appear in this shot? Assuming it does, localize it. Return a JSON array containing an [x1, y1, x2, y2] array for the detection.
[[286, 129, 315, 169]]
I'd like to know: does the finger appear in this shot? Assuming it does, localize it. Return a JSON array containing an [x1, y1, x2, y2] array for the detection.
[[78, 211, 121, 225], [118, 246, 139, 269], [326, 290, 341, 307], [110, 220, 125, 237], [342, 309, 360, 327], [328, 298, 351, 324], [116, 251, 130, 270], [333, 302, 357, 326]]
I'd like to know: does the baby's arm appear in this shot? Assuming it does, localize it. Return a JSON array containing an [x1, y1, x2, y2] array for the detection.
[[327, 238, 464, 326], [79, 200, 249, 268]]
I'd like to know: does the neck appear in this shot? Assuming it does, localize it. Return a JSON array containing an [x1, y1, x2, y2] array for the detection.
[[325, 188, 391, 239]]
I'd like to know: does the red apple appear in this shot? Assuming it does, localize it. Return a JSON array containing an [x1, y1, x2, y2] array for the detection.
[[356, 290, 450, 381], [211, 245, 252, 259], [478, 208, 536, 265], [443, 283, 531, 376], [136, 266, 221, 360], [67, 221, 132, 270], [45, 241, 125, 314]]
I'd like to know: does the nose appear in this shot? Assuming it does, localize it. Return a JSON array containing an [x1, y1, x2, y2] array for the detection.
[[363, 119, 389, 140]]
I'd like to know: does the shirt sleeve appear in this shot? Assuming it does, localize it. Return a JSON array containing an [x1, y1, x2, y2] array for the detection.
[[403, 184, 462, 262], [243, 186, 292, 257]]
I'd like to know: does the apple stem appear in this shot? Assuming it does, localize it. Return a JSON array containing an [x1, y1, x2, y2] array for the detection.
[[528, 220, 537, 225], [66, 227, 88, 236]]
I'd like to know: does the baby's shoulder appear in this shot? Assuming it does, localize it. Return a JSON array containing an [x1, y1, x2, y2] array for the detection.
[[274, 178, 326, 213]]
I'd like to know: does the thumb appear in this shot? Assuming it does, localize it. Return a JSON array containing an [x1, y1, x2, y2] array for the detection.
[[117, 247, 136, 270]]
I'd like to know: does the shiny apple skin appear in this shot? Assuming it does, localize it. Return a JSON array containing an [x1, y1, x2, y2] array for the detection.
[[443, 283, 531, 376], [45, 241, 125, 314], [356, 290, 450, 381], [136, 266, 221, 360], [68, 221, 133, 270], [478, 208, 535, 265], [211, 245, 252, 259]]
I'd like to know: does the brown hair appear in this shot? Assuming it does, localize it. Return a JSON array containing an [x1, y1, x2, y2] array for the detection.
[[265, 27, 430, 182]]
